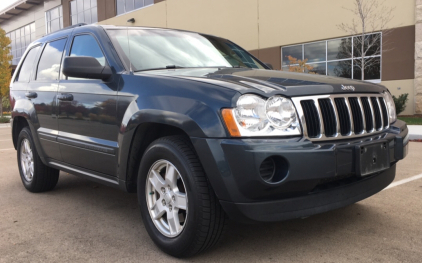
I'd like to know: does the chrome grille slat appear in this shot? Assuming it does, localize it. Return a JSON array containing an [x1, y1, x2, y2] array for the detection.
[[357, 97, 367, 132], [292, 94, 388, 141]]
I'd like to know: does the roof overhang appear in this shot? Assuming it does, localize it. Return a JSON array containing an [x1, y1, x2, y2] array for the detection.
[[0, 0, 45, 24]]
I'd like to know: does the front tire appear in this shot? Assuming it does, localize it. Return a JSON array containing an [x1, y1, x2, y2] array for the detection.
[[138, 136, 227, 257], [17, 127, 59, 192]]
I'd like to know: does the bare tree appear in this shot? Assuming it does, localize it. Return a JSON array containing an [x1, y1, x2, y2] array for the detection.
[[337, 0, 395, 80]]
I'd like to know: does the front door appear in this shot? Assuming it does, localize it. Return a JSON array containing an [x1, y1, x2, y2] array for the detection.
[[57, 33, 119, 176]]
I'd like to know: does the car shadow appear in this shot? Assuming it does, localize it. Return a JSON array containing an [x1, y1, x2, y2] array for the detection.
[[49, 172, 387, 261]]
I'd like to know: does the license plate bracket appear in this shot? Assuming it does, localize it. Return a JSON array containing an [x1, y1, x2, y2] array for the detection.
[[355, 141, 390, 177]]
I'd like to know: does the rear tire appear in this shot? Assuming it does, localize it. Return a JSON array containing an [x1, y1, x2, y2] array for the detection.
[[17, 127, 59, 192], [138, 135, 227, 257]]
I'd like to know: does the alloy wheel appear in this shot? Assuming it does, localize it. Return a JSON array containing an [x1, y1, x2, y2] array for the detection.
[[145, 160, 188, 238], [20, 138, 34, 182]]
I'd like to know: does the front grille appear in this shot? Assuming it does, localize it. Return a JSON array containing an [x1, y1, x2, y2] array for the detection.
[[292, 94, 389, 141]]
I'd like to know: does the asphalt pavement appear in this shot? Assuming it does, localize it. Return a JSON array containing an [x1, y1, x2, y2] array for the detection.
[[0, 126, 421, 263]]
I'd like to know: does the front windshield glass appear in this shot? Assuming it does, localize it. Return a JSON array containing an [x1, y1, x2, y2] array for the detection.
[[106, 28, 265, 71]]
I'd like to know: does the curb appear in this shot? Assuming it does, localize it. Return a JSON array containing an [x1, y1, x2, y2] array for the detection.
[[408, 125, 422, 140], [0, 123, 11, 128]]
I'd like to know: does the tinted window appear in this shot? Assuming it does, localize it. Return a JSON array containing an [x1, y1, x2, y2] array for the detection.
[[70, 34, 105, 66], [304, 42, 326, 63], [282, 45, 302, 65], [36, 38, 67, 81], [15, 46, 40, 82]]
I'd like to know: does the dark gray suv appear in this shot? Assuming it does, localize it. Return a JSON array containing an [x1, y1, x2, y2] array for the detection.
[[9, 24, 409, 257]]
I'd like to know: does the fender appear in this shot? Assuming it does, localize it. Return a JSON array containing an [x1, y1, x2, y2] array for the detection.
[[114, 73, 241, 193], [117, 101, 218, 185], [11, 96, 49, 165]]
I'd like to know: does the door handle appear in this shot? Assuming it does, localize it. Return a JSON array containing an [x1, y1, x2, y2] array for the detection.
[[25, 92, 37, 99], [57, 94, 73, 101]]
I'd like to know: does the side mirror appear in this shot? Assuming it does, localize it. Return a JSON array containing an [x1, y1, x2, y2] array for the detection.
[[62, 56, 112, 80], [264, 63, 274, 70]]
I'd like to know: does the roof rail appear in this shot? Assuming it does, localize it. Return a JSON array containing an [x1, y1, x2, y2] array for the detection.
[[44, 23, 88, 36]]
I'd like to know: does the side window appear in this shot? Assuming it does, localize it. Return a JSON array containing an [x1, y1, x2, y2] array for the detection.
[[70, 34, 105, 66], [36, 38, 67, 81], [15, 46, 40, 82]]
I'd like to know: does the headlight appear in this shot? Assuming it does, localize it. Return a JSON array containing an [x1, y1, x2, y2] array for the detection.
[[383, 91, 396, 123], [222, 94, 301, 137]]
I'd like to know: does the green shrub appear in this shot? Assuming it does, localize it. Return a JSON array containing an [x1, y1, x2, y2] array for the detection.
[[0, 117, 10, 123], [393, 93, 408, 115]]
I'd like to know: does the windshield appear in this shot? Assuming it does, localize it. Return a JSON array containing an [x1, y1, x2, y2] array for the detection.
[[106, 28, 265, 71]]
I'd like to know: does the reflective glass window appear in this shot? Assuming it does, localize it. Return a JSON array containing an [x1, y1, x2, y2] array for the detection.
[[117, 0, 154, 15], [15, 46, 40, 82], [6, 22, 37, 65], [304, 42, 326, 63], [36, 38, 67, 81], [327, 38, 352, 60], [70, 0, 97, 25], [282, 45, 302, 66], [46, 6, 63, 34], [70, 34, 105, 66]]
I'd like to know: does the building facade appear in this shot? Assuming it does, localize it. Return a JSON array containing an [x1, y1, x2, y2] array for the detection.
[[0, 0, 420, 115]]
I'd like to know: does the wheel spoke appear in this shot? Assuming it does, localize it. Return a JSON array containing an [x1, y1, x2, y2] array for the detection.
[[174, 191, 187, 210], [165, 163, 177, 188], [149, 170, 166, 191], [24, 140, 30, 154], [166, 209, 181, 235], [151, 199, 166, 220]]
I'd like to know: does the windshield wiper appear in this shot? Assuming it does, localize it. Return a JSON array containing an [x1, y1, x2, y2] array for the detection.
[[134, 65, 185, 72]]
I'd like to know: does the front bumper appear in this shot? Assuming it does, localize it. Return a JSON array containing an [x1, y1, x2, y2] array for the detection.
[[192, 120, 409, 223]]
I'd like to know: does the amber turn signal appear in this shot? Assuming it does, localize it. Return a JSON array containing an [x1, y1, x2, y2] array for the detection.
[[221, 109, 241, 137]]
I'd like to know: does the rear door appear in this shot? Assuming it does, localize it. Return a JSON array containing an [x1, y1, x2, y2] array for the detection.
[[57, 32, 119, 176], [29, 38, 68, 160]]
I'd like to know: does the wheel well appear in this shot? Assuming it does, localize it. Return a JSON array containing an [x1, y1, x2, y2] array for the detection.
[[126, 123, 190, 193], [12, 117, 29, 149]]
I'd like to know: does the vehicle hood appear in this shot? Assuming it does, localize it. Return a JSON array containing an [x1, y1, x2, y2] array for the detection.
[[139, 68, 387, 97]]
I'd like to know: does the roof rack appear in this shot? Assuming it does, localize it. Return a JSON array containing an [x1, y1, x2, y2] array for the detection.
[[44, 23, 87, 36]]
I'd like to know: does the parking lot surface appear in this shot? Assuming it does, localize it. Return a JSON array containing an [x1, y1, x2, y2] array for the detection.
[[1, 126, 421, 263]]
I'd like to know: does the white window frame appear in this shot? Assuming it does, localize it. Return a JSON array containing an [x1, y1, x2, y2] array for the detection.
[[6, 22, 36, 66], [45, 5, 64, 34], [70, 0, 98, 25], [281, 33, 382, 83], [116, 0, 154, 17]]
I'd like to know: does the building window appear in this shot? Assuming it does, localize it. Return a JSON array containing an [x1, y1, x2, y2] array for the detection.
[[281, 33, 381, 81], [70, 0, 98, 25], [6, 23, 36, 65], [116, 0, 154, 16], [45, 5, 63, 34]]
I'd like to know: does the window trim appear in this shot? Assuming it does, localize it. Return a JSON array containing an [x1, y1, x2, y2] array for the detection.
[[281, 32, 383, 82]]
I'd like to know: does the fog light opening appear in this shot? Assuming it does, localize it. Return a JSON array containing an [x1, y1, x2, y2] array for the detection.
[[259, 156, 289, 183]]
